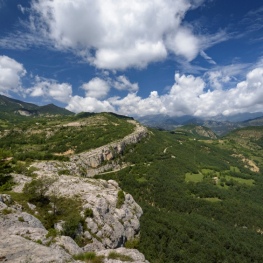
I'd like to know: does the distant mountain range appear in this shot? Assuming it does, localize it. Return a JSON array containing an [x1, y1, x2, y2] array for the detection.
[[1, 94, 263, 136], [0, 95, 73, 118], [136, 113, 263, 136]]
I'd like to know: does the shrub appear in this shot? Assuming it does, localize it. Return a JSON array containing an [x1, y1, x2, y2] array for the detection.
[[46, 228, 57, 238], [125, 238, 140, 249], [58, 169, 70, 175], [73, 252, 104, 263], [116, 190, 125, 208], [2, 208, 12, 215], [62, 214, 83, 239], [108, 251, 133, 261], [18, 216, 25, 222], [23, 177, 56, 202], [84, 208, 93, 218]]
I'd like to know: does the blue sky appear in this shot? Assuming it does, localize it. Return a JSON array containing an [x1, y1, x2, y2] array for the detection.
[[1, 0, 263, 117]]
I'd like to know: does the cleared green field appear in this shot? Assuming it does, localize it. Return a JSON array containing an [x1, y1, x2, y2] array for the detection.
[[185, 168, 255, 187], [185, 172, 203, 182], [225, 175, 255, 186], [230, 166, 241, 173]]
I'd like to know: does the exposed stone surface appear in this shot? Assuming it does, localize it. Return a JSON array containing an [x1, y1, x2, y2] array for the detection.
[[0, 234, 73, 263], [31, 120, 148, 177], [70, 120, 148, 177], [12, 173, 32, 193], [54, 236, 83, 255], [0, 194, 148, 262], [0, 195, 74, 263], [97, 247, 150, 263], [46, 175, 143, 249], [194, 126, 217, 139]]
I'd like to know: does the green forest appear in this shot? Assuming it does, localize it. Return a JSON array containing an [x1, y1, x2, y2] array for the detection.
[[97, 127, 263, 263], [1, 111, 263, 262]]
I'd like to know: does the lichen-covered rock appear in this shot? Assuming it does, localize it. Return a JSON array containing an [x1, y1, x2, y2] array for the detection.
[[0, 194, 12, 204], [46, 175, 143, 249], [0, 204, 48, 244], [54, 236, 83, 255], [0, 234, 74, 263], [0, 196, 74, 262]]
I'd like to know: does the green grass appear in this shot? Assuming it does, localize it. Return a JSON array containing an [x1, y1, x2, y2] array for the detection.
[[73, 252, 104, 263], [108, 252, 133, 261], [224, 175, 255, 186], [230, 166, 241, 173], [136, 177, 148, 183], [201, 169, 220, 176], [185, 172, 203, 182], [186, 168, 255, 187]]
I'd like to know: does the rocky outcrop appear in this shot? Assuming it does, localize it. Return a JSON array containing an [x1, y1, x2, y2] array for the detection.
[[47, 175, 143, 249], [97, 248, 150, 263], [1, 121, 150, 262], [0, 194, 73, 263], [30, 120, 147, 177], [194, 126, 217, 139], [70, 120, 148, 177], [3, 174, 147, 263]]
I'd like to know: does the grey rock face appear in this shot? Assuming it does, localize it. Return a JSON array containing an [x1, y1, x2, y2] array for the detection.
[[3, 120, 150, 262], [70, 121, 148, 177], [0, 195, 74, 263], [0, 234, 73, 263], [1, 178, 148, 262], [0, 194, 12, 204], [97, 247, 150, 263], [54, 236, 83, 255], [47, 175, 143, 249], [30, 121, 148, 177]]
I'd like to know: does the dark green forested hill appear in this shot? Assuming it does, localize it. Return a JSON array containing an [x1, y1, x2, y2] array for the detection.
[[0, 95, 73, 124], [98, 127, 263, 263]]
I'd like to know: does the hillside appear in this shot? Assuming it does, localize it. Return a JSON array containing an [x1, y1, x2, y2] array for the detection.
[[98, 126, 263, 262], [0, 95, 73, 122], [0, 112, 137, 162], [0, 113, 148, 262], [174, 125, 217, 139], [1, 108, 263, 262]]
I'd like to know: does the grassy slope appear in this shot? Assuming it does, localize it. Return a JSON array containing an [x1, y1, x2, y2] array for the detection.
[[0, 113, 134, 162]]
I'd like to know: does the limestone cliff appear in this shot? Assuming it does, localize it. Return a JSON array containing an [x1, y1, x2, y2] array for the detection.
[[31, 120, 148, 177], [0, 174, 149, 262], [70, 120, 148, 177]]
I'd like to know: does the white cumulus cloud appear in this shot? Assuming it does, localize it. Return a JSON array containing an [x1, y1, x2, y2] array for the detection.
[[67, 67, 263, 117], [66, 96, 114, 113], [0, 55, 26, 95], [113, 76, 139, 93], [28, 77, 72, 103], [28, 0, 220, 70], [81, 78, 110, 99]]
